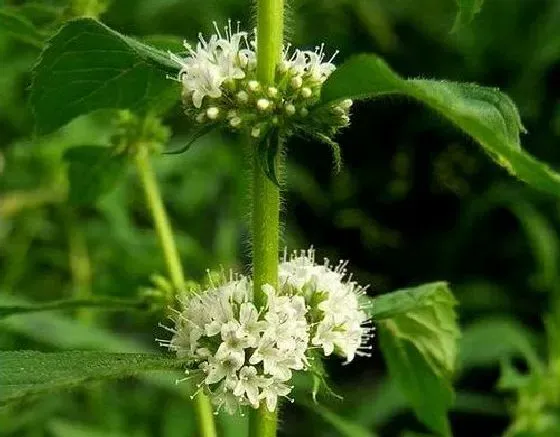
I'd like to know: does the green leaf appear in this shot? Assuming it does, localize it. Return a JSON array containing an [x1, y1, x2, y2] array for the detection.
[[459, 317, 541, 371], [0, 295, 143, 352], [0, 7, 45, 48], [0, 295, 189, 398], [377, 282, 460, 436], [321, 54, 560, 197], [300, 400, 377, 437], [48, 420, 129, 437], [64, 146, 128, 206], [452, 0, 485, 32], [0, 297, 149, 319], [369, 281, 451, 321], [507, 200, 560, 293], [0, 351, 187, 406], [31, 18, 180, 135]]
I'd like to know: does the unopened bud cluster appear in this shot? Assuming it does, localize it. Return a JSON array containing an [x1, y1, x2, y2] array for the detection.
[[169, 22, 352, 142], [158, 248, 373, 414], [110, 110, 171, 155]]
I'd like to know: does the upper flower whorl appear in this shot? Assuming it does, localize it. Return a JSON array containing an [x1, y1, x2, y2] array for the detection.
[[168, 21, 351, 144]]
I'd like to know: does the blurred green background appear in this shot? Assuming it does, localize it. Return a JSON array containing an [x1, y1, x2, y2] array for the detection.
[[1, 0, 559, 436]]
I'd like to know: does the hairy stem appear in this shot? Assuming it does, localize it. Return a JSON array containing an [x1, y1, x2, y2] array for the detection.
[[250, 0, 285, 435], [256, 0, 285, 84], [134, 143, 217, 437]]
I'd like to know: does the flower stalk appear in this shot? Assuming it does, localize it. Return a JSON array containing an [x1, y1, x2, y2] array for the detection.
[[250, 0, 285, 435], [133, 143, 217, 437], [134, 145, 184, 291]]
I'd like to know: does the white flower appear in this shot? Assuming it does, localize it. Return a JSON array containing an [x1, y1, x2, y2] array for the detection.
[[204, 345, 245, 385], [311, 317, 339, 356], [159, 247, 371, 414], [170, 21, 253, 108], [238, 302, 267, 347], [234, 366, 270, 408], [282, 43, 338, 83], [213, 377, 241, 414], [168, 21, 351, 147], [260, 379, 292, 412], [160, 274, 309, 414], [279, 248, 374, 363], [249, 336, 283, 376]]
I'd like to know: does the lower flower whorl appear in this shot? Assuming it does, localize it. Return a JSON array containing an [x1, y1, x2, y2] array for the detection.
[[159, 275, 309, 413], [159, 248, 373, 413]]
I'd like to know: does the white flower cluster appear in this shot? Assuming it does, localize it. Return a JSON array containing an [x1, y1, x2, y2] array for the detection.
[[279, 248, 374, 363], [159, 274, 309, 414], [159, 249, 372, 414], [169, 21, 351, 141]]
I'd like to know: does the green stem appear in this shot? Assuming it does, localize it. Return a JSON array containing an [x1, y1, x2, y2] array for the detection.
[[251, 142, 282, 308], [134, 144, 217, 437], [249, 406, 278, 437], [66, 209, 93, 323], [250, 0, 285, 435], [134, 145, 185, 291], [256, 0, 284, 84]]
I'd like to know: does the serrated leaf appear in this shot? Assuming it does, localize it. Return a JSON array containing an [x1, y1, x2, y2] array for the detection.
[[0, 295, 189, 398], [452, 0, 485, 32], [321, 54, 560, 197], [0, 351, 187, 406], [377, 282, 459, 436], [31, 18, 180, 135], [64, 146, 128, 206], [0, 7, 45, 48]]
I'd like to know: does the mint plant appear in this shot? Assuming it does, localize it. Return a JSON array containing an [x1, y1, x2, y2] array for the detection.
[[1, 0, 559, 437]]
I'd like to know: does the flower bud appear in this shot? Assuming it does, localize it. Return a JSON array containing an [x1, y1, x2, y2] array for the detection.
[[301, 87, 312, 98], [247, 80, 260, 92], [237, 90, 249, 103], [257, 98, 271, 111], [206, 107, 220, 120], [229, 117, 242, 127], [285, 104, 296, 116], [290, 76, 303, 89]]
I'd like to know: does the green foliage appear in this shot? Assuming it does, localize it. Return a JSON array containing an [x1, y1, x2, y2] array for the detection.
[[30, 18, 180, 135], [378, 282, 459, 436], [0, 297, 149, 319], [370, 281, 450, 320], [452, 0, 485, 31], [64, 146, 129, 206], [0, 351, 187, 406], [321, 54, 560, 197], [499, 359, 560, 437], [0, 7, 45, 48], [459, 317, 540, 370], [2, 0, 559, 436], [300, 400, 377, 437]]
